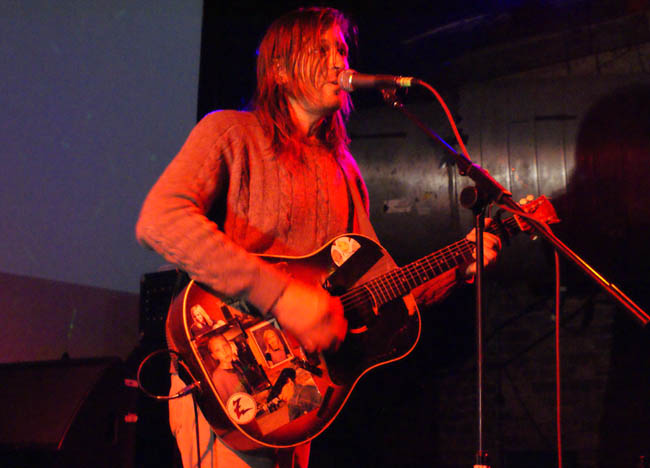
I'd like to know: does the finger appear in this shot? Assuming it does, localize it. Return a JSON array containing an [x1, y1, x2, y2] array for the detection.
[[302, 337, 316, 353], [331, 315, 347, 351], [484, 232, 502, 250]]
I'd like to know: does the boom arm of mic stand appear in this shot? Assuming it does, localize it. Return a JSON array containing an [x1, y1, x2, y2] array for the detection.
[[382, 88, 650, 327], [499, 196, 650, 326]]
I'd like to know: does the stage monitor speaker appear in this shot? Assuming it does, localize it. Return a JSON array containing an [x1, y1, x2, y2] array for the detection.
[[139, 269, 186, 346], [0, 357, 135, 468]]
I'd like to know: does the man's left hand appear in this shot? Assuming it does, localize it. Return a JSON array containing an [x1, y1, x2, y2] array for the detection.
[[463, 219, 502, 278]]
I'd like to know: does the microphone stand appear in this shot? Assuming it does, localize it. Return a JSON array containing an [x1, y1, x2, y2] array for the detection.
[[380, 88, 650, 467]]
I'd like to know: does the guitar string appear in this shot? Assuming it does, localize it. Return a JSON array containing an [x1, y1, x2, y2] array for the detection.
[[343, 215, 519, 308], [339, 216, 518, 310], [340, 239, 476, 309], [341, 236, 489, 309], [340, 247, 474, 311], [373, 217, 515, 301]]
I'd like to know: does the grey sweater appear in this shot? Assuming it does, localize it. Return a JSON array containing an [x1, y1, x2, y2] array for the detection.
[[136, 110, 370, 313]]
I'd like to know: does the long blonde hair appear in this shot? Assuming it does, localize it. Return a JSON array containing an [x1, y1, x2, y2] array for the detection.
[[253, 7, 356, 159]]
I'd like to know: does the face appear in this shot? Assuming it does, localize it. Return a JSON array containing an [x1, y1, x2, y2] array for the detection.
[[289, 24, 350, 124], [265, 330, 281, 349], [209, 336, 233, 367], [191, 305, 205, 325]]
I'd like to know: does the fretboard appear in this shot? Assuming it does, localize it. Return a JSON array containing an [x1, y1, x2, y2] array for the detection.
[[341, 216, 520, 310]]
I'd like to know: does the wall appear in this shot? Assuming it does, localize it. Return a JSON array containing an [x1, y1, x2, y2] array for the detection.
[[338, 40, 650, 467], [0, 272, 139, 363], [0, 0, 201, 294], [0, 1, 201, 363]]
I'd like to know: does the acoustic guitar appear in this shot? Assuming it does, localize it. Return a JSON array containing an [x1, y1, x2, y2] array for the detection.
[[166, 196, 558, 451]]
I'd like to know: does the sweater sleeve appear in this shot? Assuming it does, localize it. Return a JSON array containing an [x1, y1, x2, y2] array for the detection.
[[411, 268, 460, 307], [135, 112, 289, 313]]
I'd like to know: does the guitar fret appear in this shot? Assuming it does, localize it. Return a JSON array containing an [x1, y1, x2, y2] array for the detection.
[[402, 273, 414, 293], [382, 277, 395, 302], [384, 274, 399, 301], [370, 278, 389, 305], [422, 256, 436, 278], [439, 246, 454, 271], [366, 280, 380, 305], [341, 198, 552, 311], [405, 262, 423, 286], [422, 256, 437, 280], [393, 273, 407, 299], [411, 264, 426, 286], [373, 279, 387, 304]]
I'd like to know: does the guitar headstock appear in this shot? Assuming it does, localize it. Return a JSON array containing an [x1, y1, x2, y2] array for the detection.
[[514, 194, 561, 234]]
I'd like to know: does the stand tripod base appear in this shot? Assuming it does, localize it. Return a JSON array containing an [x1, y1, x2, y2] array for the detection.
[[473, 450, 490, 468]]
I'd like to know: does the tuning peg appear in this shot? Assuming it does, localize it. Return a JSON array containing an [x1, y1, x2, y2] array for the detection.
[[519, 194, 535, 205]]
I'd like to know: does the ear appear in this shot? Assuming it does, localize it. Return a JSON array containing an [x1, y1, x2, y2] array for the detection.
[[274, 60, 289, 86]]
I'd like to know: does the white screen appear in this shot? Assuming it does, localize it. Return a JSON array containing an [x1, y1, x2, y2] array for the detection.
[[0, 0, 202, 292]]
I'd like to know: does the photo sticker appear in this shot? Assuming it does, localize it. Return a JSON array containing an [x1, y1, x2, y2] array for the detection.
[[249, 320, 294, 368], [330, 236, 361, 267]]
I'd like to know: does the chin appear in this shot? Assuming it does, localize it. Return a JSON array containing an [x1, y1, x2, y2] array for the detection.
[[324, 99, 344, 115]]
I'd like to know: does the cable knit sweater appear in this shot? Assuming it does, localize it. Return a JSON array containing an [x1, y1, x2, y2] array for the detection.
[[136, 109, 459, 321], [136, 110, 370, 314]]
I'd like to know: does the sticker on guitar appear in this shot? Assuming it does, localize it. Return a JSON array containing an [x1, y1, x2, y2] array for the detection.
[[249, 320, 294, 368], [192, 312, 324, 435], [330, 236, 361, 266], [227, 392, 256, 424]]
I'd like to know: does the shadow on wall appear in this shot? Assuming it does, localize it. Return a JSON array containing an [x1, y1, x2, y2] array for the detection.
[[555, 83, 650, 288], [555, 83, 650, 466]]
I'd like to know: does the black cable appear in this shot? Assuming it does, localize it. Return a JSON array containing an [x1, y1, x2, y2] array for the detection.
[[554, 250, 563, 468], [193, 393, 201, 468], [136, 348, 201, 400]]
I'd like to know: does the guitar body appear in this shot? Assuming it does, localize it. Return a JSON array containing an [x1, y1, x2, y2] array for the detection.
[[167, 234, 420, 451]]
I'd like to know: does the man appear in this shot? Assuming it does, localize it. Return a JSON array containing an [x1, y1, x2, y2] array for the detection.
[[136, 7, 500, 468], [208, 334, 247, 401]]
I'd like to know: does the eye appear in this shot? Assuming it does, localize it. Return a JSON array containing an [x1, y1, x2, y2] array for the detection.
[[319, 44, 330, 57]]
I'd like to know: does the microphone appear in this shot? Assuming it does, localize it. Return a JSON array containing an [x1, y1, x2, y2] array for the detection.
[[338, 69, 416, 92]]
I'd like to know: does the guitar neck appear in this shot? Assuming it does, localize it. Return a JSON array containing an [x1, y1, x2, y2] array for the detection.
[[342, 216, 520, 309]]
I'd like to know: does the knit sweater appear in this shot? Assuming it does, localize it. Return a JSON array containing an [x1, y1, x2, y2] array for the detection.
[[136, 110, 369, 314]]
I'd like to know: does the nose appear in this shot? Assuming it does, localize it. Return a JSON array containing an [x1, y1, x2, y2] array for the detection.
[[330, 49, 347, 71]]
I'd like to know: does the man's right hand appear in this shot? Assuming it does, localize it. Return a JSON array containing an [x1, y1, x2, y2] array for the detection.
[[270, 280, 347, 353]]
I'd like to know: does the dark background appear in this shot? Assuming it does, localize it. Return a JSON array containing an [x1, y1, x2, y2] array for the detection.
[[1, 1, 649, 467]]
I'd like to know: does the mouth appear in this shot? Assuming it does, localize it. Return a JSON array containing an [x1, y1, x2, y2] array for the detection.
[[321, 80, 342, 93]]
